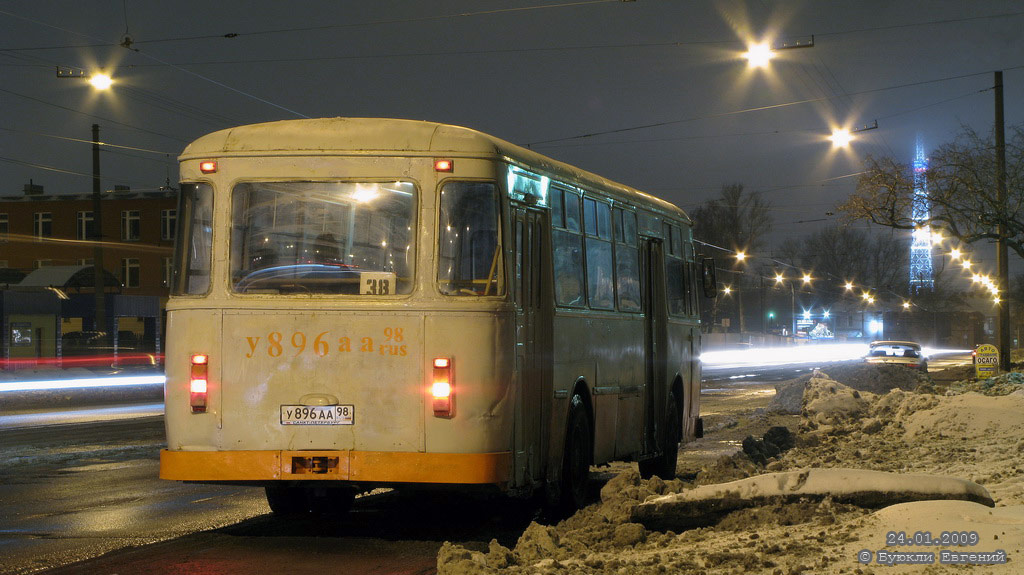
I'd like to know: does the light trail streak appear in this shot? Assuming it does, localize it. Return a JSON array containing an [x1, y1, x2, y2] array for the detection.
[[701, 343, 971, 370], [0, 374, 165, 393]]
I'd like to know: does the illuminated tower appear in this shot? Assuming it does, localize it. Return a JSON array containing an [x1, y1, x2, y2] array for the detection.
[[909, 136, 934, 293]]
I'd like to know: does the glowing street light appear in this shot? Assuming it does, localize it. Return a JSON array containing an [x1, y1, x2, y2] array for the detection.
[[735, 251, 747, 263], [801, 272, 813, 285], [844, 281, 855, 291], [89, 73, 113, 90], [829, 128, 853, 148], [743, 42, 776, 68], [949, 248, 962, 261], [962, 259, 973, 270], [774, 273, 785, 285], [902, 301, 911, 310], [722, 285, 733, 295]]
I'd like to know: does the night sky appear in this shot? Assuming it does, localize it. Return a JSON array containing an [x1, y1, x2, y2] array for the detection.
[[2, 1, 1022, 257]]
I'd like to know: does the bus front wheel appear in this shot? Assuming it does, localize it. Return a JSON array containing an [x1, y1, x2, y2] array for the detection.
[[559, 394, 593, 513], [638, 391, 681, 480]]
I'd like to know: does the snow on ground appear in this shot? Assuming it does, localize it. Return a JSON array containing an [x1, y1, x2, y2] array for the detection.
[[438, 366, 1024, 574]]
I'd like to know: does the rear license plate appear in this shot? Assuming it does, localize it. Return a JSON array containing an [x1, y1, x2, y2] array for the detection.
[[280, 405, 354, 425]]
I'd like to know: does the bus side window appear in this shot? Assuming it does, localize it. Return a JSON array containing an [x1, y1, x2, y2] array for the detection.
[[613, 208, 641, 312], [584, 199, 614, 310], [553, 229, 585, 307]]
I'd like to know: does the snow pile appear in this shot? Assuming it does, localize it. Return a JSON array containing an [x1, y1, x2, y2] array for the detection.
[[770, 364, 928, 414], [947, 371, 1024, 396], [437, 375, 1024, 574], [800, 373, 872, 433]]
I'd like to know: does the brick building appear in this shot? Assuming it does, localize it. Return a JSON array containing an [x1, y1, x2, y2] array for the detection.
[[0, 183, 177, 297]]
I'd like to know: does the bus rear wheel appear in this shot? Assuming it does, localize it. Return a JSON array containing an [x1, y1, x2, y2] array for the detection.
[[638, 391, 681, 480], [265, 485, 355, 516], [559, 394, 593, 513]]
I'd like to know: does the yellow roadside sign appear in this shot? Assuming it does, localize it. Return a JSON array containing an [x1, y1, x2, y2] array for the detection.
[[974, 344, 999, 379]]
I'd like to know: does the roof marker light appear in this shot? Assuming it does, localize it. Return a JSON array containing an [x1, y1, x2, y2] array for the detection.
[[434, 159, 454, 172], [199, 161, 218, 174]]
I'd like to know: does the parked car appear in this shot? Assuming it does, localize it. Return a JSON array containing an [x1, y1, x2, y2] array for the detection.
[[864, 340, 928, 372]]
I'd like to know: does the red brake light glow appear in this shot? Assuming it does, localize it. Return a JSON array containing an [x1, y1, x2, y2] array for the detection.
[[189, 353, 209, 413], [431, 357, 454, 417], [199, 160, 218, 174], [434, 159, 454, 172]]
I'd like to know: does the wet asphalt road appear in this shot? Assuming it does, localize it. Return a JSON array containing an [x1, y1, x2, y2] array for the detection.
[[0, 353, 973, 574]]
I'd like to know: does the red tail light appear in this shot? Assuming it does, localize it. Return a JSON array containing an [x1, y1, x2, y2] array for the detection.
[[190, 353, 209, 413], [431, 357, 454, 417]]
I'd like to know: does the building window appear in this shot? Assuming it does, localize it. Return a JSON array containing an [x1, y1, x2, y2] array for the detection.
[[162, 257, 173, 287], [122, 258, 140, 288], [35, 259, 53, 269], [161, 209, 177, 241], [34, 212, 52, 239], [77, 211, 95, 240], [121, 210, 140, 241], [0, 213, 8, 242]]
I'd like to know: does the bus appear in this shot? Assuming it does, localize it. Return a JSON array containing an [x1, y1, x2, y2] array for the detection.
[[160, 118, 716, 514]]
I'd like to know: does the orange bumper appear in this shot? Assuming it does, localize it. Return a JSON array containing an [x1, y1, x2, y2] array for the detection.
[[160, 449, 511, 485]]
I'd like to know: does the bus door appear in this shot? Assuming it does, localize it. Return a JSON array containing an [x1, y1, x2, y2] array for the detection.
[[641, 238, 668, 454], [511, 204, 548, 486]]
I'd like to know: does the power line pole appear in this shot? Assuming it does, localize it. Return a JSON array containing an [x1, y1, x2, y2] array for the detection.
[[92, 124, 106, 338], [994, 71, 1011, 371]]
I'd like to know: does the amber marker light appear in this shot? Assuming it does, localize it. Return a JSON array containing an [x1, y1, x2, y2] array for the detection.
[[434, 159, 454, 172], [199, 160, 218, 174]]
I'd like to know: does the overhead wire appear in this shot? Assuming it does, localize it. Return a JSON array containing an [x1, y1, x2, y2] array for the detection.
[[527, 66, 1024, 146]]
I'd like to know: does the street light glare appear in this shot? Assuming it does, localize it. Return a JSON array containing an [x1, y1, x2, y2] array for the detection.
[[743, 42, 776, 68], [89, 73, 113, 90], [735, 251, 746, 262], [829, 128, 853, 148]]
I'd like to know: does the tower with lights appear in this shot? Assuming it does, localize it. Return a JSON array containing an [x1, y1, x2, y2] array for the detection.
[[909, 136, 934, 293]]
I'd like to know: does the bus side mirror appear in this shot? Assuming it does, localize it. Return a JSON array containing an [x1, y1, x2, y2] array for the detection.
[[701, 258, 717, 298]]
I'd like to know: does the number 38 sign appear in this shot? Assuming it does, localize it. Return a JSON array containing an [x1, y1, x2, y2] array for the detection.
[[974, 344, 999, 379]]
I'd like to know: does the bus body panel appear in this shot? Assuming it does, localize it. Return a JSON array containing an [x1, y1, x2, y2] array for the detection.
[[164, 118, 704, 498]]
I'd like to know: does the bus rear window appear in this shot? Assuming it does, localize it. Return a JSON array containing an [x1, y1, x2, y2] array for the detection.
[[230, 181, 416, 295], [171, 183, 213, 295], [437, 181, 503, 296]]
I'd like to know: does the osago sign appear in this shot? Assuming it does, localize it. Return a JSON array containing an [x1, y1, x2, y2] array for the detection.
[[974, 344, 999, 379]]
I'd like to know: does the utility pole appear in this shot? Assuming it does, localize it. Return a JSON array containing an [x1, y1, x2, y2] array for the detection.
[[995, 72, 1011, 371], [92, 124, 106, 338]]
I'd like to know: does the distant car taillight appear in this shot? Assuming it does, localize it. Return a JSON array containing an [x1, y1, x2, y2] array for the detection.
[[190, 353, 209, 413], [431, 357, 454, 417]]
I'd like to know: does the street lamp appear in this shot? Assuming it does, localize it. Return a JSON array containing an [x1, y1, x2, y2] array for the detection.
[[88, 73, 113, 90], [829, 128, 853, 148], [56, 68, 115, 340], [743, 42, 775, 68]]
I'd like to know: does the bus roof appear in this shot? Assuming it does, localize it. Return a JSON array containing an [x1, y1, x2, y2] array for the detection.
[[180, 117, 689, 223]]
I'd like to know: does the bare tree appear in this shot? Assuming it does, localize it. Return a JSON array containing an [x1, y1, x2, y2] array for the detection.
[[839, 125, 1024, 258], [692, 184, 773, 332], [777, 225, 908, 296]]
